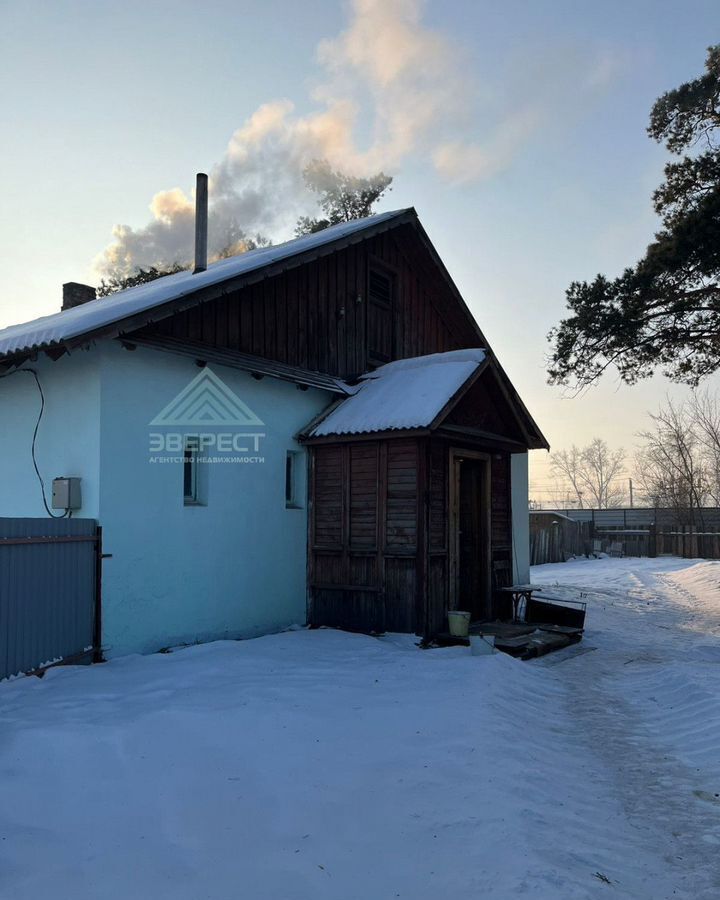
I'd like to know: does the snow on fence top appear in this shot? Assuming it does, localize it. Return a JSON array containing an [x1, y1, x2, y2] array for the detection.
[[0, 209, 412, 359], [307, 349, 486, 436]]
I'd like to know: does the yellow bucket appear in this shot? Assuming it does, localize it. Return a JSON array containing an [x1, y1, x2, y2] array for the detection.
[[447, 610, 471, 637]]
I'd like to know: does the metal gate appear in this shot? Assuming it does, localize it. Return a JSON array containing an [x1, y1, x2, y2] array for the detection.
[[0, 518, 101, 681]]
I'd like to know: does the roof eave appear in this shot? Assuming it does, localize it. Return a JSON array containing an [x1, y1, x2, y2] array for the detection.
[[130, 335, 350, 395], [0, 209, 417, 366], [300, 426, 433, 445]]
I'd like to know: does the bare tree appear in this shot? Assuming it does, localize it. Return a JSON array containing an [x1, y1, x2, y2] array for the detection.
[[634, 394, 717, 523], [635, 398, 713, 524], [689, 391, 720, 505], [550, 439, 627, 508]]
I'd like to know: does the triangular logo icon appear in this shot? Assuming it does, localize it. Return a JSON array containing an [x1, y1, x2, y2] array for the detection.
[[150, 367, 265, 427]]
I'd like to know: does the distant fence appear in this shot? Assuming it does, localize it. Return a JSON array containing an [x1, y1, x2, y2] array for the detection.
[[531, 507, 720, 563], [530, 512, 590, 565], [0, 518, 101, 681], [655, 527, 720, 560]]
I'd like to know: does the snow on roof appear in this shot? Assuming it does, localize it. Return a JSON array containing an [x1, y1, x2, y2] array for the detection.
[[307, 349, 486, 437], [0, 209, 412, 360], [529, 510, 577, 522]]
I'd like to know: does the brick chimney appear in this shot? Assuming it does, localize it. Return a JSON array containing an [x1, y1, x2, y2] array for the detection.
[[62, 282, 96, 311]]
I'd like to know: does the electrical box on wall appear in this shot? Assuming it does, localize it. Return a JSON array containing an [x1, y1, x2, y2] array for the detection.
[[52, 477, 82, 510]]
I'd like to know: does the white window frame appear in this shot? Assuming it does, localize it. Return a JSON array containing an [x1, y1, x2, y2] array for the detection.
[[183, 435, 201, 506]]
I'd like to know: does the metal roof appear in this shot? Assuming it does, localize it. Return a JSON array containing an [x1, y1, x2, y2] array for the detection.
[[305, 350, 487, 437], [0, 204, 549, 450], [0, 209, 414, 361]]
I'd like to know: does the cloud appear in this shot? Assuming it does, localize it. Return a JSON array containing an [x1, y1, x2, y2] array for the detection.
[[96, 0, 622, 275]]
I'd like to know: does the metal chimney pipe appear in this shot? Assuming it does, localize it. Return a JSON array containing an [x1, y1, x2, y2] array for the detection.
[[193, 172, 208, 274]]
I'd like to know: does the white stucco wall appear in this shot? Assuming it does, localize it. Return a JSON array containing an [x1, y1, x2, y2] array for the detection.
[[0, 340, 536, 654], [96, 343, 331, 656], [0, 352, 101, 518], [511, 452, 530, 583], [0, 342, 332, 656]]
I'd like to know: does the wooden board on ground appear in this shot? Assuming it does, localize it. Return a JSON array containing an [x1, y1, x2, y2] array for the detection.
[[492, 627, 582, 660]]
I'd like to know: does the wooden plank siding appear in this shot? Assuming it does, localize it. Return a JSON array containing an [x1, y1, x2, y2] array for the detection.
[[309, 438, 420, 633], [137, 224, 478, 380], [385, 441, 418, 552], [444, 371, 525, 443], [490, 454, 512, 552], [309, 435, 514, 637], [426, 439, 450, 636]]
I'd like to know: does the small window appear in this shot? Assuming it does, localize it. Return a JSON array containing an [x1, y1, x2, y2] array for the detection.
[[183, 436, 200, 505], [285, 451, 302, 509]]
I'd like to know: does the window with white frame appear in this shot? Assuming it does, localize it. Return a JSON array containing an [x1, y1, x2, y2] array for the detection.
[[183, 436, 200, 505]]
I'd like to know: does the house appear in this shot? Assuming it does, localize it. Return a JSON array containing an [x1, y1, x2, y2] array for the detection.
[[0, 205, 547, 656]]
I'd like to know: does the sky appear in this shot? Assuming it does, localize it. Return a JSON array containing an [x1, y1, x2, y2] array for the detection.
[[1, 0, 719, 504]]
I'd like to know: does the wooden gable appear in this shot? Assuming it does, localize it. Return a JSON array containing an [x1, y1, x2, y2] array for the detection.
[[439, 367, 528, 447], [134, 223, 484, 381]]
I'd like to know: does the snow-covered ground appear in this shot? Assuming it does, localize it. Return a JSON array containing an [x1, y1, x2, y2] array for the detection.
[[1, 557, 719, 899]]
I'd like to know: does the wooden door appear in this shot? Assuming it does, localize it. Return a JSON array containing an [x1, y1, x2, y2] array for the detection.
[[451, 452, 491, 622]]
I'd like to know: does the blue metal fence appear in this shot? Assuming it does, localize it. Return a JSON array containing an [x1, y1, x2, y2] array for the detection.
[[0, 518, 100, 680]]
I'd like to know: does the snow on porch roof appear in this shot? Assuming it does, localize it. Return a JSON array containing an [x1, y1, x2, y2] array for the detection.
[[0, 208, 413, 361], [306, 349, 487, 437]]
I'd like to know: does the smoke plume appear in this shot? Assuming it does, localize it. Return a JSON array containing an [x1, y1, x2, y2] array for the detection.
[[97, 0, 621, 275]]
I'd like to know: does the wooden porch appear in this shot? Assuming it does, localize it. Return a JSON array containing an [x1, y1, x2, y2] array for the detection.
[[301, 350, 542, 638]]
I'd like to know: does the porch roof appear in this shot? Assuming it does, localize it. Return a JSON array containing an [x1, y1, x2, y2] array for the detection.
[[305, 349, 487, 437]]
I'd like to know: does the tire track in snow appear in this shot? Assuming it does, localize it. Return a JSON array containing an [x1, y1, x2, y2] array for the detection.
[[531, 558, 720, 898], [553, 650, 720, 898]]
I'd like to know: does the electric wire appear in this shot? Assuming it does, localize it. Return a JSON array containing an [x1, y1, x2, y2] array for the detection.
[[0, 367, 69, 518]]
